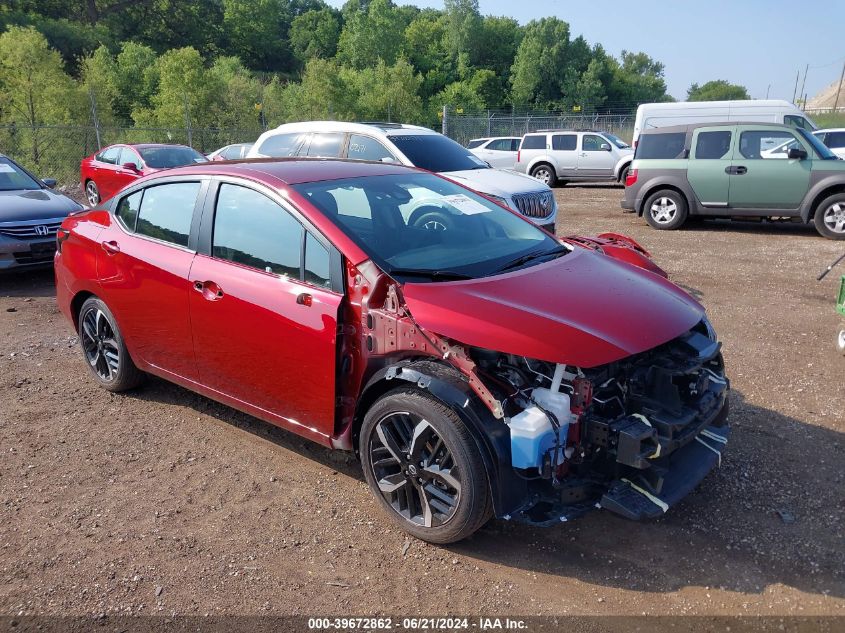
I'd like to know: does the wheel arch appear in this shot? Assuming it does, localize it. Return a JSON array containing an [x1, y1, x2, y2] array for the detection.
[[353, 359, 529, 519], [526, 156, 558, 176], [615, 156, 633, 181], [637, 181, 693, 217], [803, 182, 845, 223], [70, 289, 97, 330]]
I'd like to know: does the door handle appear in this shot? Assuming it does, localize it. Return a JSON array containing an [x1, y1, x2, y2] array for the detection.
[[193, 280, 224, 301], [725, 165, 748, 175], [100, 240, 120, 255]]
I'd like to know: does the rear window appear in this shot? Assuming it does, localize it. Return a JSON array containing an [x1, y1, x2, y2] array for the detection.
[[138, 146, 207, 168], [635, 133, 686, 159], [521, 135, 546, 150], [258, 133, 308, 157]]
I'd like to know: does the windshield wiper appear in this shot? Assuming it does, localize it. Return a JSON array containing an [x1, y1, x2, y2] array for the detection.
[[388, 268, 474, 281], [494, 244, 570, 273]]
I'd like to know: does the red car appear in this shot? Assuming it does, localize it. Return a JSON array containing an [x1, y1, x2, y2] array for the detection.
[[55, 159, 729, 543], [79, 143, 207, 206]]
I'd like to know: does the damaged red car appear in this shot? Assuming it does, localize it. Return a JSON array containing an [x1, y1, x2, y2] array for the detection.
[[54, 159, 729, 543]]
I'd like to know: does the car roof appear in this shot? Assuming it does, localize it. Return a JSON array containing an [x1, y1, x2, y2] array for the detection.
[[531, 129, 608, 134], [144, 157, 419, 186], [639, 122, 795, 135], [815, 128, 845, 133], [264, 121, 433, 138]]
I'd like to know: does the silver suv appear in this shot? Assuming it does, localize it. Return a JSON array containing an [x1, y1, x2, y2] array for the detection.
[[515, 130, 634, 187]]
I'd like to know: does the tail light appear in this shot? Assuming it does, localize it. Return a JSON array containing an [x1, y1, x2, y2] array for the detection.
[[56, 228, 70, 253], [625, 168, 638, 188], [517, 150, 521, 163]]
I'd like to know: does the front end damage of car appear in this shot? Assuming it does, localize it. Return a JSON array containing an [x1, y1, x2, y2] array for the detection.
[[337, 236, 730, 526]]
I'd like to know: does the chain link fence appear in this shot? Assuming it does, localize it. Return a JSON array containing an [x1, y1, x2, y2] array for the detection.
[[0, 124, 265, 188], [441, 107, 638, 146]]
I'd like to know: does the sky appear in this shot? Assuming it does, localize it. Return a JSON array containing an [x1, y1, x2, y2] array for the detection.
[[325, 0, 845, 102]]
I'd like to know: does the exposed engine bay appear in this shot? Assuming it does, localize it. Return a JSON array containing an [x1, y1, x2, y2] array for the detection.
[[468, 319, 730, 524]]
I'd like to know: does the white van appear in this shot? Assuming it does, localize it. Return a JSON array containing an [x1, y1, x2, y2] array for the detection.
[[632, 100, 816, 148]]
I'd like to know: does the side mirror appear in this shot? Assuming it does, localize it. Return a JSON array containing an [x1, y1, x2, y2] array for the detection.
[[600, 143, 612, 151], [787, 148, 808, 160], [122, 162, 139, 171], [41, 178, 57, 188]]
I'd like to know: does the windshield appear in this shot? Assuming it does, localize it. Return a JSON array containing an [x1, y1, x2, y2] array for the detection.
[[388, 134, 489, 172], [139, 146, 208, 168], [0, 157, 41, 191], [604, 133, 630, 149], [293, 172, 561, 280], [797, 128, 838, 160]]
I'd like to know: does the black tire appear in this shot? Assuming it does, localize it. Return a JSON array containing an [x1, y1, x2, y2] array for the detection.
[[360, 388, 492, 544], [644, 189, 689, 230], [813, 192, 845, 240], [837, 329, 845, 355], [85, 179, 100, 206], [619, 165, 630, 185], [530, 163, 557, 187], [78, 296, 143, 392]]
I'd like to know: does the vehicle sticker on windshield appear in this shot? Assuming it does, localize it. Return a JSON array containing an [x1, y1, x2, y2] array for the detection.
[[442, 194, 491, 215], [0, 164, 16, 173]]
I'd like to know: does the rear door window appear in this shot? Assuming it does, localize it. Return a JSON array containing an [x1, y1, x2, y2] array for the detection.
[[97, 147, 121, 164], [119, 148, 142, 169], [212, 184, 303, 277], [466, 140, 486, 149], [509, 139, 521, 151], [694, 131, 733, 159], [306, 132, 346, 158], [521, 135, 546, 150], [635, 133, 686, 159], [552, 135, 577, 151], [488, 139, 515, 151], [135, 182, 200, 248], [824, 131, 845, 149]]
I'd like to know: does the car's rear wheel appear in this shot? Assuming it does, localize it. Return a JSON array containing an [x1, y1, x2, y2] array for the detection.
[[644, 189, 688, 230], [78, 297, 143, 392], [360, 388, 492, 544], [813, 193, 845, 240], [85, 180, 100, 205], [530, 164, 557, 187]]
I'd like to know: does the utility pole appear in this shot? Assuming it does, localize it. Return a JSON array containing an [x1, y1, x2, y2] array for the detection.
[[833, 60, 845, 113], [183, 91, 192, 147], [766, 84, 771, 99], [792, 70, 800, 103], [88, 85, 102, 150], [798, 63, 809, 108]]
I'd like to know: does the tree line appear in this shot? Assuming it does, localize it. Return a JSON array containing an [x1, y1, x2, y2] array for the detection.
[[0, 0, 697, 133]]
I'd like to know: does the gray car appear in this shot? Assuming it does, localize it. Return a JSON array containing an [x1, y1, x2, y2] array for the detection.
[[0, 154, 83, 271]]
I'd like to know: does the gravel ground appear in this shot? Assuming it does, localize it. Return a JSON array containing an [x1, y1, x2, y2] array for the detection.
[[0, 184, 843, 620]]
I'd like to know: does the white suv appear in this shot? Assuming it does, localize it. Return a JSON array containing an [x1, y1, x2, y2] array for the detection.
[[248, 122, 557, 230], [514, 130, 634, 187]]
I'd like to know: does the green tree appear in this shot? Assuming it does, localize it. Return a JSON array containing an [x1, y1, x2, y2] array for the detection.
[[223, 0, 293, 72], [336, 0, 408, 69], [290, 8, 340, 63], [402, 10, 454, 99], [352, 58, 423, 122], [208, 56, 263, 129], [112, 42, 159, 123], [509, 17, 571, 107], [443, 0, 481, 63], [606, 50, 670, 107], [0, 26, 80, 164], [435, 80, 485, 114], [687, 79, 750, 101], [476, 16, 522, 80], [79, 45, 118, 126]]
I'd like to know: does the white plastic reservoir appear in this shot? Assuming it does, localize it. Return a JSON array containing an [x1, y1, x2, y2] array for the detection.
[[509, 368, 572, 470]]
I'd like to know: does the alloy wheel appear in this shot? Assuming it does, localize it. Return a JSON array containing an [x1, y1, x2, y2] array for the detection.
[[822, 202, 845, 234], [81, 307, 120, 382], [368, 411, 461, 528], [421, 219, 448, 231], [533, 168, 552, 185], [650, 197, 678, 224], [85, 181, 100, 205]]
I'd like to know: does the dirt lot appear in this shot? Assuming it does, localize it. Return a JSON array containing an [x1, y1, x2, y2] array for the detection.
[[1, 185, 843, 621]]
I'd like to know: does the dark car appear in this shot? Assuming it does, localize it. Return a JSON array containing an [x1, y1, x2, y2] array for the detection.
[[55, 159, 729, 543], [0, 154, 83, 271], [79, 143, 207, 205]]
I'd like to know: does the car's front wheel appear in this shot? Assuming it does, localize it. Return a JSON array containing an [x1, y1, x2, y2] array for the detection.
[[85, 180, 100, 206], [644, 189, 688, 230], [78, 297, 143, 392], [813, 193, 845, 240], [360, 388, 492, 544]]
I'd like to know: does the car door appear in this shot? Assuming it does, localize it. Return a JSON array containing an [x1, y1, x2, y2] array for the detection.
[[112, 147, 142, 193], [482, 139, 518, 169], [188, 180, 343, 441], [91, 146, 122, 200], [96, 178, 206, 380], [576, 134, 617, 178], [728, 127, 811, 210], [550, 134, 578, 176], [687, 127, 735, 209]]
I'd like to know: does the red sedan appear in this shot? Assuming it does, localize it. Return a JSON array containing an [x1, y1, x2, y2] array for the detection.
[[55, 159, 729, 543], [79, 143, 207, 205]]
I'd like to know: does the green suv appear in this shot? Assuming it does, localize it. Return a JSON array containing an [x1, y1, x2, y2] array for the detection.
[[621, 122, 845, 239]]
